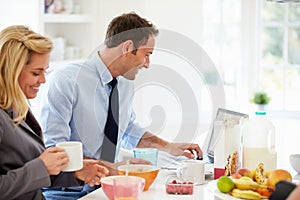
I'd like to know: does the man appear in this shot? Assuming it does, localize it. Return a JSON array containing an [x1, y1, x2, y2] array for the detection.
[[39, 12, 202, 199]]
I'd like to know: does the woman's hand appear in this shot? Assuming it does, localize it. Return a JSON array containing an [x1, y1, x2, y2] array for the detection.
[[39, 147, 69, 175], [74, 159, 109, 187]]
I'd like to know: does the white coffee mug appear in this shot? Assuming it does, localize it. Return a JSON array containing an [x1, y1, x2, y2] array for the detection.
[[56, 141, 83, 172], [177, 160, 205, 185]]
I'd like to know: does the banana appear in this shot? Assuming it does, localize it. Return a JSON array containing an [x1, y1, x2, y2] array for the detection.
[[231, 189, 268, 200], [232, 178, 267, 190], [240, 176, 253, 181]]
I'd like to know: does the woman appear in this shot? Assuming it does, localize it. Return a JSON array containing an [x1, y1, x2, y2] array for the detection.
[[286, 184, 300, 200], [0, 25, 109, 200]]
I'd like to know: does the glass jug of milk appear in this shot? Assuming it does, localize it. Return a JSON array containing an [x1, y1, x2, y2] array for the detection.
[[242, 112, 277, 171]]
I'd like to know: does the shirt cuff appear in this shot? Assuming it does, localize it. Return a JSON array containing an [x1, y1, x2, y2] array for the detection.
[[121, 126, 146, 149]]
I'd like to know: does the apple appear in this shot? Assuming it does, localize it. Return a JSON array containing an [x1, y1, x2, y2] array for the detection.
[[237, 168, 252, 179], [267, 169, 292, 188], [231, 173, 242, 179]]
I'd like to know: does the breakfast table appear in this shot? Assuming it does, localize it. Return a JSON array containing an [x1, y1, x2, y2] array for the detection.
[[78, 159, 299, 199], [79, 169, 222, 200], [79, 168, 299, 200], [79, 116, 300, 200]]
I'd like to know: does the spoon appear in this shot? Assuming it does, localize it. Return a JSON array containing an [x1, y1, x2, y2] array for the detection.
[[125, 160, 129, 176]]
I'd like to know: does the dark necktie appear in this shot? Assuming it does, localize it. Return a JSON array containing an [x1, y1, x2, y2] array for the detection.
[[100, 78, 119, 162]]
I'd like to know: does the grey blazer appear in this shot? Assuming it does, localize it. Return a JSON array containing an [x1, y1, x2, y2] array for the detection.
[[0, 107, 79, 200]]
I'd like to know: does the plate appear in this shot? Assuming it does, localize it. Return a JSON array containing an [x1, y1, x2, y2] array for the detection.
[[206, 180, 269, 200], [206, 180, 240, 200]]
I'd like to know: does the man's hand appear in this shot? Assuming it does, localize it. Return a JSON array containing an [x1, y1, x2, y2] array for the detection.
[[137, 132, 203, 159], [164, 142, 203, 159], [74, 159, 109, 187]]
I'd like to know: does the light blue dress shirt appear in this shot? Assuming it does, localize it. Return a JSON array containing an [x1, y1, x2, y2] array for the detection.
[[38, 51, 146, 161]]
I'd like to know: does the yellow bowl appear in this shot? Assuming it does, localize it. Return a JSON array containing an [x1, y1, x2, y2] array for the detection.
[[117, 164, 159, 191]]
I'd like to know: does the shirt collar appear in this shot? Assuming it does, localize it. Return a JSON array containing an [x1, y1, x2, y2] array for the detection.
[[85, 50, 115, 86]]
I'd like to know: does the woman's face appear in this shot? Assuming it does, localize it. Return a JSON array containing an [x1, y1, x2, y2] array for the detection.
[[18, 52, 50, 99]]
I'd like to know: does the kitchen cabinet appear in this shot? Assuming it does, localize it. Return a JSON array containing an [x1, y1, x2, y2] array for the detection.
[[28, 0, 102, 115], [38, 0, 101, 69]]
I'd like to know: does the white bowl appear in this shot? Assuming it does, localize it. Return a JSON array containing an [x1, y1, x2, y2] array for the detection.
[[290, 154, 300, 174]]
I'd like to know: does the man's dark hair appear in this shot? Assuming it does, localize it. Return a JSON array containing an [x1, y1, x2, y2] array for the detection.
[[105, 12, 159, 51]]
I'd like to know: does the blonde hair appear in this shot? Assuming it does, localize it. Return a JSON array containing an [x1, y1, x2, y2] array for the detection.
[[0, 25, 52, 123]]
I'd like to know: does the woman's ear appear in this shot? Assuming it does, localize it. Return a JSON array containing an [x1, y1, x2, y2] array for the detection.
[[122, 40, 134, 55]]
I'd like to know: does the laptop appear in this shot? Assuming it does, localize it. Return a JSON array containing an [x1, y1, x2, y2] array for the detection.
[[160, 108, 248, 175]]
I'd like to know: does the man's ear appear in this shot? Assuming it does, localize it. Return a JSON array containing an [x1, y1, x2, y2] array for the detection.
[[122, 40, 134, 55]]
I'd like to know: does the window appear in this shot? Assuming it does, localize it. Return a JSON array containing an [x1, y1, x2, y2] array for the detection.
[[201, 0, 244, 111], [202, 0, 300, 114], [258, 1, 300, 111]]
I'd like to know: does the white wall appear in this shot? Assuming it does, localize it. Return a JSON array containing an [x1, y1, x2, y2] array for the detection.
[[0, 0, 40, 32], [144, 0, 203, 44], [96, 0, 203, 47], [95, 0, 146, 43]]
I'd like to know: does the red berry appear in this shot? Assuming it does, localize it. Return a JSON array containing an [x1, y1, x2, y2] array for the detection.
[[166, 186, 173, 194], [166, 179, 194, 195], [188, 187, 193, 194], [182, 186, 189, 194], [172, 186, 178, 194], [177, 186, 183, 194]]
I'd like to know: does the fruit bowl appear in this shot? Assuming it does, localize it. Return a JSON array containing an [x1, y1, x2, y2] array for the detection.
[[290, 154, 300, 175], [117, 164, 159, 191]]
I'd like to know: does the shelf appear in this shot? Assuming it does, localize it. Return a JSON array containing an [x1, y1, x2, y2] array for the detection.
[[43, 14, 92, 23], [39, 0, 99, 72]]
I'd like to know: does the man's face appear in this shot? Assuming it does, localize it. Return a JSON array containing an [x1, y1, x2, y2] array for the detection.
[[123, 35, 155, 80]]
